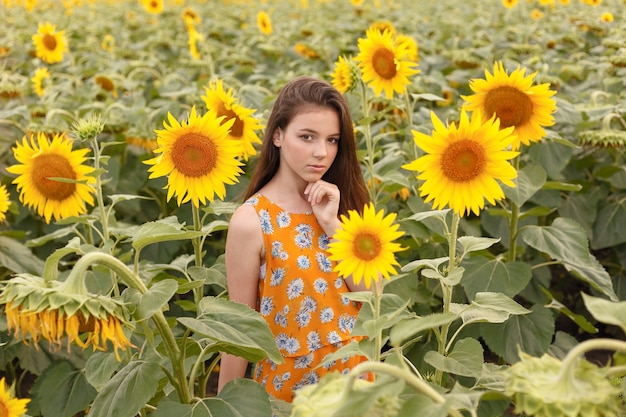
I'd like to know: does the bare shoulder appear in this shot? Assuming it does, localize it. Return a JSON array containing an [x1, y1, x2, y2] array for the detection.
[[226, 203, 263, 255]]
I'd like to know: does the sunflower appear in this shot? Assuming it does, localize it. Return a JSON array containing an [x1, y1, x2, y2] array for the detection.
[[402, 110, 519, 217], [142, 0, 163, 14], [7, 133, 95, 224], [0, 378, 29, 417], [144, 106, 244, 207], [601, 12, 614, 23], [201, 80, 263, 161], [1, 274, 134, 361], [257, 11, 273, 36], [101, 34, 115, 52], [502, 0, 519, 7], [395, 33, 419, 62], [462, 61, 557, 150], [355, 27, 419, 99], [32, 22, 68, 64], [0, 185, 10, 223], [331, 55, 359, 94], [328, 203, 405, 289], [31, 67, 50, 97]]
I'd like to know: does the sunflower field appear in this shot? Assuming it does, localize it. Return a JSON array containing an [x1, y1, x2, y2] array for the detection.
[[1, 0, 626, 416]]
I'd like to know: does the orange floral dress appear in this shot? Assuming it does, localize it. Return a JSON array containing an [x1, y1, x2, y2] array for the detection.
[[247, 194, 369, 402]]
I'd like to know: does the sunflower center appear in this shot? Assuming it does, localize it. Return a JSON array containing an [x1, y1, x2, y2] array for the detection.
[[43, 33, 58, 51], [484, 86, 533, 129], [352, 232, 382, 261], [372, 47, 397, 80], [171, 132, 217, 177], [217, 105, 244, 138], [441, 140, 486, 182], [32, 153, 77, 200], [78, 314, 96, 332]]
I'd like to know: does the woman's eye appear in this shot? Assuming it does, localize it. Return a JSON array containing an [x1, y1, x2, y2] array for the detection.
[[328, 137, 339, 144]]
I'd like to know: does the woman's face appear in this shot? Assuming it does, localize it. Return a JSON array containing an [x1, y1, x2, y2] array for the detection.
[[273, 106, 340, 185]]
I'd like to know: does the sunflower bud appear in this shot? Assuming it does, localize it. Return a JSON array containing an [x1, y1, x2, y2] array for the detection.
[[579, 130, 626, 148], [72, 113, 105, 142], [505, 352, 622, 417], [291, 374, 373, 417]]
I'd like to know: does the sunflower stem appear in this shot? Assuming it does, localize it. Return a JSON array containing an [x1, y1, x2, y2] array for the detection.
[[66, 252, 192, 404], [344, 361, 463, 417], [435, 211, 459, 386], [558, 338, 626, 382], [359, 80, 377, 203], [507, 155, 521, 262], [373, 283, 382, 363], [191, 204, 204, 304], [90, 139, 110, 245]]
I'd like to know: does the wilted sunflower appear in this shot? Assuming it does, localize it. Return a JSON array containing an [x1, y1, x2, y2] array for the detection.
[[7, 132, 95, 224], [144, 106, 244, 207], [0, 377, 30, 417], [1, 274, 133, 361], [328, 203, 405, 289], [355, 27, 419, 99], [331, 55, 359, 94], [201, 79, 263, 161], [402, 110, 519, 217], [257, 11, 273, 35], [0, 184, 10, 223], [32, 22, 68, 64], [31, 67, 50, 97], [462, 61, 557, 150]]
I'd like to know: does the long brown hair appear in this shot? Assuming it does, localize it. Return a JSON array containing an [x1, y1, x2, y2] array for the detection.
[[244, 76, 369, 216]]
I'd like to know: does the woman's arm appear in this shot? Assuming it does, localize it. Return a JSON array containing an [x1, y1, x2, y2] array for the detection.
[[217, 204, 264, 393]]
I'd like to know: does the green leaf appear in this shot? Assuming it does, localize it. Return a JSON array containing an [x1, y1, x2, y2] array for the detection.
[[592, 200, 626, 249], [503, 164, 546, 206], [480, 304, 554, 363], [30, 360, 97, 417], [135, 279, 178, 321], [457, 236, 500, 255], [88, 360, 161, 417], [131, 216, 204, 253], [178, 297, 282, 364], [582, 293, 626, 334], [84, 352, 123, 391], [541, 181, 583, 191], [402, 257, 449, 273], [0, 236, 45, 275], [520, 217, 618, 301], [188, 265, 227, 289], [389, 313, 458, 347], [543, 289, 597, 334], [461, 257, 532, 299], [398, 395, 450, 417], [425, 337, 484, 378]]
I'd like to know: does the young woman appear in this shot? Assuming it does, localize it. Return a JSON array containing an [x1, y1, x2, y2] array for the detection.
[[217, 76, 371, 402]]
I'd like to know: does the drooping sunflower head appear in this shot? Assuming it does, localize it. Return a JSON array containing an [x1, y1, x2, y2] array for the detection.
[[505, 352, 622, 417], [32, 21, 68, 64], [331, 55, 360, 94], [201, 80, 263, 161], [6, 132, 96, 224], [402, 110, 519, 217], [462, 61, 557, 150], [144, 106, 244, 207], [31, 67, 50, 97], [1, 274, 134, 361], [0, 377, 30, 417], [257, 11, 273, 36], [328, 203, 405, 289], [355, 27, 420, 99]]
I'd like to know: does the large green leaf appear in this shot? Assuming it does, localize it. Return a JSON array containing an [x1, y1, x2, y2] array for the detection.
[[30, 360, 96, 417], [178, 297, 282, 364], [389, 313, 458, 347], [84, 352, 124, 391], [520, 217, 617, 301], [424, 337, 484, 378], [461, 257, 532, 299], [480, 304, 554, 363], [592, 200, 626, 249], [131, 216, 204, 253], [88, 360, 161, 417], [0, 235, 45, 275], [582, 293, 626, 334], [503, 164, 547, 207], [135, 278, 178, 320]]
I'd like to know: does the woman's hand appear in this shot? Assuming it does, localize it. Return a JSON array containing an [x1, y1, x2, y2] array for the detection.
[[304, 180, 341, 237]]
